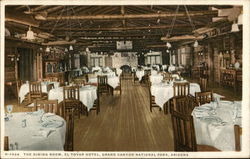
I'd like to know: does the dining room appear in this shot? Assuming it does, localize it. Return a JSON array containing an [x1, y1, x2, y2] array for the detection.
[[1, 1, 250, 158]]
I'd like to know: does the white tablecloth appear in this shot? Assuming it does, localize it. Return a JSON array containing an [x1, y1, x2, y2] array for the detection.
[[88, 76, 120, 89], [136, 71, 145, 81], [5, 112, 66, 151], [168, 65, 176, 72], [151, 70, 158, 75], [151, 82, 201, 108], [19, 82, 59, 103], [150, 75, 163, 84], [92, 66, 102, 72], [48, 85, 97, 111], [94, 72, 116, 77], [116, 68, 122, 76], [192, 101, 242, 151]]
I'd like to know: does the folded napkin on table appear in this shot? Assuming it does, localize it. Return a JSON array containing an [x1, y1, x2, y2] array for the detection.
[[32, 129, 55, 138], [30, 109, 45, 115], [192, 110, 210, 118], [42, 121, 64, 128]]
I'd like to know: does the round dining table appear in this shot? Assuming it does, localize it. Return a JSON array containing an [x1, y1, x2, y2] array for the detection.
[[136, 70, 144, 81], [192, 101, 242, 151], [5, 111, 66, 151], [19, 81, 60, 103], [151, 81, 201, 108], [88, 76, 120, 89], [48, 85, 97, 111]]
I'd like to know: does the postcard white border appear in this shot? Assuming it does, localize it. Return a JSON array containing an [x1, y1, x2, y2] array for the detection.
[[1, 0, 250, 158]]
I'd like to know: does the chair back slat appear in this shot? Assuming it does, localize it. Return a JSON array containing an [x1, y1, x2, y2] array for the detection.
[[35, 99, 61, 116], [97, 75, 108, 86], [173, 82, 190, 97], [171, 96, 197, 151], [29, 81, 42, 95], [63, 86, 80, 101], [195, 91, 213, 105]]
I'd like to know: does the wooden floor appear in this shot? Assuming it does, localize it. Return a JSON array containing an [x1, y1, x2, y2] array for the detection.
[[74, 79, 174, 151], [4, 77, 242, 151]]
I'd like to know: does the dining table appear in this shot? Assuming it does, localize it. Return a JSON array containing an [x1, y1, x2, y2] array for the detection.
[[4, 111, 66, 151], [150, 81, 201, 109], [88, 76, 120, 89], [150, 74, 164, 84], [48, 85, 97, 111], [94, 71, 116, 77], [136, 70, 145, 81], [192, 100, 242, 151], [19, 81, 60, 103]]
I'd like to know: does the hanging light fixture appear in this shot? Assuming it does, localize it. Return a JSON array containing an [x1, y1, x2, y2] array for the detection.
[[86, 47, 90, 52], [69, 45, 73, 51], [45, 46, 50, 52], [166, 49, 170, 53], [231, 21, 240, 32], [65, 48, 68, 52], [166, 42, 172, 48], [165, 6, 179, 49], [184, 6, 199, 48], [193, 40, 199, 47], [26, 26, 35, 40]]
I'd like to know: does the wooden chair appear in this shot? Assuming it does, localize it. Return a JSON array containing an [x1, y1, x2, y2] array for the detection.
[[195, 91, 213, 106], [148, 82, 162, 112], [173, 82, 190, 97], [171, 96, 220, 151], [47, 83, 55, 92], [64, 108, 74, 151], [63, 86, 83, 118], [74, 79, 86, 87], [97, 75, 109, 95], [169, 82, 190, 114], [199, 77, 208, 92], [28, 81, 48, 103], [16, 80, 23, 106], [234, 125, 242, 151], [163, 77, 174, 82], [90, 90, 100, 115], [4, 136, 9, 151], [162, 72, 171, 78], [35, 99, 62, 116]]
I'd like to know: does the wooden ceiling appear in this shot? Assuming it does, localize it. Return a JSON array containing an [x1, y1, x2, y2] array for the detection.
[[5, 5, 233, 52]]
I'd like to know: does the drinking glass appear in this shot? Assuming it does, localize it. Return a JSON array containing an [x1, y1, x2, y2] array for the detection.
[[6, 105, 13, 117]]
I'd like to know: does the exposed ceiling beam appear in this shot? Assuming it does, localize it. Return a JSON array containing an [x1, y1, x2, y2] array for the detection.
[[41, 24, 204, 31], [45, 10, 218, 20], [5, 9, 40, 27]]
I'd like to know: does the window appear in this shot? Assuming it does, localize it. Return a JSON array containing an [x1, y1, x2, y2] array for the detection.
[[91, 57, 103, 67], [147, 55, 161, 65]]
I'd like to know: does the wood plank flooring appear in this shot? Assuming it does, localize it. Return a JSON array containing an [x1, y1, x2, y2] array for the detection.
[[74, 79, 174, 151]]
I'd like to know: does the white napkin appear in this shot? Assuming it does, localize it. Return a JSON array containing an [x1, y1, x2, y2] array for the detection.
[[193, 111, 210, 118], [42, 121, 64, 128], [33, 129, 55, 138]]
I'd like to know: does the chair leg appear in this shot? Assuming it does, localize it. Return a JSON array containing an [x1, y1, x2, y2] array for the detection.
[[86, 107, 88, 116]]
